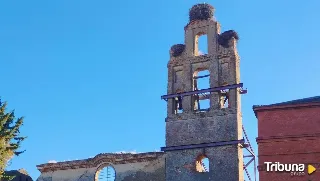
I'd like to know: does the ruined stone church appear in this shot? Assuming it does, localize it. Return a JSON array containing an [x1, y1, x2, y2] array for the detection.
[[36, 3, 250, 181]]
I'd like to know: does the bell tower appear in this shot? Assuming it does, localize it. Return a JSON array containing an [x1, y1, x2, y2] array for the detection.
[[161, 3, 247, 181]]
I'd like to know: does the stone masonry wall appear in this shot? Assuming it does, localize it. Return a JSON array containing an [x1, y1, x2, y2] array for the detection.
[[165, 146, 242, 181], [166, 110, 239, 147]]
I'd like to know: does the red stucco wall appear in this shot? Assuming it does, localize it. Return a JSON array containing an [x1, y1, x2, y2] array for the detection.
[[256, 105, 320, 181]]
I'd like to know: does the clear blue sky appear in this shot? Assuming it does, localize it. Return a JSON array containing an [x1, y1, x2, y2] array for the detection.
[[1, 0, 319, 180]]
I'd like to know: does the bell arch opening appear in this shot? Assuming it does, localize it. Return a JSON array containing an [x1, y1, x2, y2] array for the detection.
[[193, 69, 210, 111], [173, 89, 183, 114], [194, 32, 208, 56]]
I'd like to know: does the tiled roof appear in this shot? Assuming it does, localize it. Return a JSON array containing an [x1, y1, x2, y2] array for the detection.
[[253, 96, 320, 110]]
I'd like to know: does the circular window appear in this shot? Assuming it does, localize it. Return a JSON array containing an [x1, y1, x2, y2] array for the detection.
[[96, 165, 116, 181]]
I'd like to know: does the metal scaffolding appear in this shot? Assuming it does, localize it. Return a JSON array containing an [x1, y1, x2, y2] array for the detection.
[[161, 83, 247, 101], [242, 125, 257, 181]]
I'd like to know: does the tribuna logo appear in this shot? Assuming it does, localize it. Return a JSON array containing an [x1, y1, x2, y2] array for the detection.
[[264, 162, 305, 176]]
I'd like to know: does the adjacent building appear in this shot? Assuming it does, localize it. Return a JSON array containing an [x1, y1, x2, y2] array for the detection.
[[254, 96, 320, 181]]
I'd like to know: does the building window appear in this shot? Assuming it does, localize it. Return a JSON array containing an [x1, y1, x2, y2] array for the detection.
[[196, 155, 210, 172]]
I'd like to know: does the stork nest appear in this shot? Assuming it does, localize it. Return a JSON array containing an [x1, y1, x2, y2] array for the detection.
[[218, 30, 239, 48], [170, 44, 185, 57], [189, 3, 214, 22]]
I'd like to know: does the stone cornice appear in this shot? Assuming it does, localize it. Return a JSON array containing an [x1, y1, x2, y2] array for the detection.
[[168, 51, 237, 68], [37, 152, 165, 173], [168, 54, 215, 67], [256, 133, 320, 143], [184, 19, 217, 31]]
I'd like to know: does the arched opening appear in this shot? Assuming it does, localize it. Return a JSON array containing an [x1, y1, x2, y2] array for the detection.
[[196, 155, 210, 172], [220, 88, 230, 108], [193, 70, 210, 90], [96, 165, 116, 181], [193, 70, 210, 111], [173, 89, 183, 114], [195, 33, 208, 56]]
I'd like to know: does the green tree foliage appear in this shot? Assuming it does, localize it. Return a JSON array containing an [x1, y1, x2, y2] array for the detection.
[[0, 99, 26, 179]]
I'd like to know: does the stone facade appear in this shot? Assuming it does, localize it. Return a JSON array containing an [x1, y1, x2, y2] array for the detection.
[[164, 3, 243, 181], [36, 3, 245, 181], [37, 152, 165, 181]]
